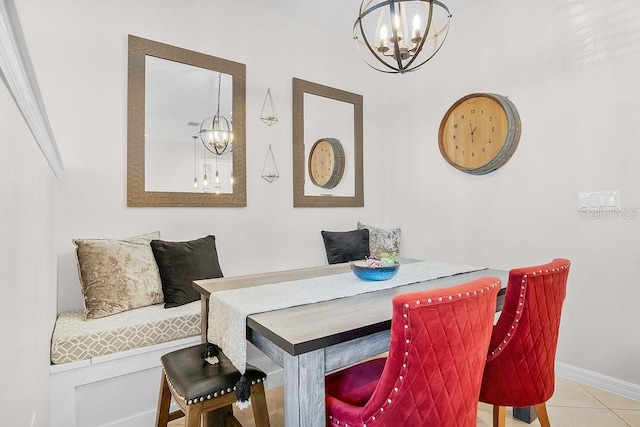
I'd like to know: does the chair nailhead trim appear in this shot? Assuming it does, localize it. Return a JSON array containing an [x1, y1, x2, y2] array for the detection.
[[163, 370, 267, 406], [488, 261, 570, 361], [356, 280, 500, 426]]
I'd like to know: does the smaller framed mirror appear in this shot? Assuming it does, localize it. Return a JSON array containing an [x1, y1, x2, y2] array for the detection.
[[127, 35, 246, 207], [292, 78, 364, 207]]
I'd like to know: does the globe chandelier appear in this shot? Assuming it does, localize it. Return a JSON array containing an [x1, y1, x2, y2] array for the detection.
[[200, 73, 233, 155], [353, 0, 452, 74]]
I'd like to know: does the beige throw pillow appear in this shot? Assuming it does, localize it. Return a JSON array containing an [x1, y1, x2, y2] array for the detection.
[[357, 222, 401, 259], [74, 232, 163, 319]]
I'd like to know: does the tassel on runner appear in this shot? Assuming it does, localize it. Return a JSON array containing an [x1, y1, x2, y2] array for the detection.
[[235, 374, 251, 409]]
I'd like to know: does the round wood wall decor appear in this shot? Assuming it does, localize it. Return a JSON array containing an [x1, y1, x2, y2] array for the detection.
[[308, 138, 345, 189], [438, 93, 521, 175]]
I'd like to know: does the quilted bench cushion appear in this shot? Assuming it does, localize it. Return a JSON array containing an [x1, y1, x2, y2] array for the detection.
[[51, 301, 200, 364]]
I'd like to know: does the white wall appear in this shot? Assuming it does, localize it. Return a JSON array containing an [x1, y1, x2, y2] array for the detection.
[[383, 0, 640, 385], [5, 1, 640, 424], [0, 79, 58, 425], [14, 0, 390, 312]]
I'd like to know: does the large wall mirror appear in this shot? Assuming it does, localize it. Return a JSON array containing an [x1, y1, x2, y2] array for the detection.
[[127, 35, 246, 207]]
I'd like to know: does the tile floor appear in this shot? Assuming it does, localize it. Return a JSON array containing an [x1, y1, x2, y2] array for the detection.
[[168, 376, 640, 426]]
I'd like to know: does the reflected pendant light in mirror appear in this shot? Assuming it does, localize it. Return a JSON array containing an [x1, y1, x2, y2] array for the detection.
[[353, 0, 452, 74], [213, 155, 221, 193], [192, 135, 199, 190], [200, 73, 233, 155], [202, 144, 209, 192]]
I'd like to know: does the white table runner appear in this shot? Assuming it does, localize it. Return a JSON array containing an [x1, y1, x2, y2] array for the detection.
[[207, 260, 484, 374]]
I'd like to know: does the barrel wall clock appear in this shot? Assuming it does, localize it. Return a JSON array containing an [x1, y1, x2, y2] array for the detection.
[[438, 93, 521, 175], [308, 138, 345, 189]]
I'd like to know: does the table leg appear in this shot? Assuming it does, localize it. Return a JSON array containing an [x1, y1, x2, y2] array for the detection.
[[513, 406, 538, 423], [283, 349, 326, 427]]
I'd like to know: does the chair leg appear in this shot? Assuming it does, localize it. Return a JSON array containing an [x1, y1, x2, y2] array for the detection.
[[492, 405, 506, 427], [184, 403, 202, 427], [534, 403, 551, 427], [156, 373, 171, 427], [251, 382, 271, 427]]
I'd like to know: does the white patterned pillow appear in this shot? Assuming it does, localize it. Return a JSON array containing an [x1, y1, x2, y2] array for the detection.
[[74, 231, 163, 319], [357, 222, 401, 259]]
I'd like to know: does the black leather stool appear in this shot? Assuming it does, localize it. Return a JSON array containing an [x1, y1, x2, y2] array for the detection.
[[156, 344, 270, 427]]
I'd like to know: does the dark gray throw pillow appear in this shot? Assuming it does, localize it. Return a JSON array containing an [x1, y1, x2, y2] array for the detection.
[[321, 229, 370, 264], [150, 235, 224, 308]]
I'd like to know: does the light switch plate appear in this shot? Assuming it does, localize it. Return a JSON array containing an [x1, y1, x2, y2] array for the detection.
[[577, 191, 620, 212]]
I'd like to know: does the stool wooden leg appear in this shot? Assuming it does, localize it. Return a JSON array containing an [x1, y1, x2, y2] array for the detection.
[[223, 405, 242, 427], [493, 405, 506, 427], [156, 373, 171, 427], [534, 403, 551, 427], [184, 403, 202, 427], [251, 382, 271, 427]]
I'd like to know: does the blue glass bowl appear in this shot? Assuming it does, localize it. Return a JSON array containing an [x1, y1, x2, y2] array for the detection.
[[350, 261, 400, 281]]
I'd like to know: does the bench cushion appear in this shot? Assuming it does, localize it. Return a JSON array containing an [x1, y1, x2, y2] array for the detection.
[[51, 301, 200, 364]]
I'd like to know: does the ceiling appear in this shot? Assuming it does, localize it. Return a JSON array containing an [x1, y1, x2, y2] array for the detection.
[[245, 0, 482, 37]]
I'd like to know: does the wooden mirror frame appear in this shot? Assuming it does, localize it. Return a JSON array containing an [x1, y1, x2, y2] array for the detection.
[[292, 78, 364, 207], [127, 35, 246, 207]]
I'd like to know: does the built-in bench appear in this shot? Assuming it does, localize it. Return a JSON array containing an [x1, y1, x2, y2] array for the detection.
[[50, 232, 294, 426], [50, 301, 282, 427]]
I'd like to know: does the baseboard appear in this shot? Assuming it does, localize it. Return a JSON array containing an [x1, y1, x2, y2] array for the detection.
[[556, 361, 640, 402]]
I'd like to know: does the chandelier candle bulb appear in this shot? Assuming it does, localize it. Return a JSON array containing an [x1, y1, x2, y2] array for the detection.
[[390, 16, 401, 44], [412, 15, 421, 41], [379, 25, 388, 50]]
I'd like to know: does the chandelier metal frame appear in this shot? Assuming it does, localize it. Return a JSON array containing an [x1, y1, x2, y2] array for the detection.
[[353, 0, 452, 74], [200, 73, 233, 155]]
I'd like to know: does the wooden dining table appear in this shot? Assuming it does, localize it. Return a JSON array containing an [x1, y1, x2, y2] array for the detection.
[[194, 261, 509, 426]]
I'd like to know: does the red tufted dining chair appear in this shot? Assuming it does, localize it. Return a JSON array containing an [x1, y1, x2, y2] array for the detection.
[[479, 258, 571, 427], [325, 276, 501, 427]]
